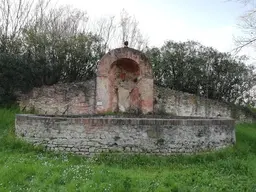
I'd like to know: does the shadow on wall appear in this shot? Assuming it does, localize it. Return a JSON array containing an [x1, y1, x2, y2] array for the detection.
[[109, 58, 141, 113]]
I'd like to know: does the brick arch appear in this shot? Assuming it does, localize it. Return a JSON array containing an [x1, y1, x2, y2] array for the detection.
[[96, 47, 153, 114], [97, 47, 152, 78]]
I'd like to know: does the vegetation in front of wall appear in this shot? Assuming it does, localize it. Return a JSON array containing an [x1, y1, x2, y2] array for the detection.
[[246, 105, 256, 117], [230, 103, 256, 120], [1, 107, 256, 191]]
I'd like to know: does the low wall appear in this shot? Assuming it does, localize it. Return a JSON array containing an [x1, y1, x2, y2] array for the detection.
[[15, 114, 235, 156]]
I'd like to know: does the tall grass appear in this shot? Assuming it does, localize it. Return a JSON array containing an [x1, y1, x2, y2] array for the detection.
[[0, 107, 255, 192]]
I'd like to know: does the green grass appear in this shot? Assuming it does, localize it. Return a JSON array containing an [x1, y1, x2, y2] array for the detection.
[[0, 107, 256, 192]]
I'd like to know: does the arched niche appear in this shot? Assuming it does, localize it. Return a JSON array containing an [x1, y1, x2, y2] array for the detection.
[[96, 47, 153, 114]]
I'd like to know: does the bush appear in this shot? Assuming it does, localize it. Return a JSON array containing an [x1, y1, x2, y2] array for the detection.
[[0, 53, 33, 104]]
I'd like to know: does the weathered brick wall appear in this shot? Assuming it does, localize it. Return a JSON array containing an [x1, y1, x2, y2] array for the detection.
[[19, 80, 95, 115], [154, 87, 255, 122], [18, 81, 254, 122], [15, 114, 235, 156], [154, 87, 231, 117]]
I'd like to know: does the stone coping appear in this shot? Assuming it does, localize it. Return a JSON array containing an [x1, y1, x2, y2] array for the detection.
[[16, 114, 234, 126], [16, 113, 233, 119]]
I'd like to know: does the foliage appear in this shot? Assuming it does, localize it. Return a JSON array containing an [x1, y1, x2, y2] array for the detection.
[[244, 105, 256, 118], [0, 107, 256, 191], [0, 0, 255, 107], [0, 1, 148, 104], [22, 29, 103, 85], [0, 2, 104, 103], [146, 40, 256, 104], [0, 53, 33, 104]]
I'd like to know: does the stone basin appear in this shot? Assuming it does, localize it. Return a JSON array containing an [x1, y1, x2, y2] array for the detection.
[[15, 46, 236, 156], [15, 114, 235, 156]]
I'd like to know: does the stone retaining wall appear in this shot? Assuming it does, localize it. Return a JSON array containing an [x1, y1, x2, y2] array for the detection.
[[15, 114, 235, 156]]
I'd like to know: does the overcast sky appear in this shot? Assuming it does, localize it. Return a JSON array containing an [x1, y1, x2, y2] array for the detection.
[[55, 0, 254, 63]]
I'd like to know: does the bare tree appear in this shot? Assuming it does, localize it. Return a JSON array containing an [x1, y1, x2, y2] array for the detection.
[[0, 0, 54, 53], [119, 9, 148, 50], [231, 0, 256, 53], [0, 0, 35, 38], [91, 9, 148, 52], [93, 16, 116, 53]]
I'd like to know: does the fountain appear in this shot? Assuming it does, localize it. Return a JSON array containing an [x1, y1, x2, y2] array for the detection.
[[15, 45, 235, 156]]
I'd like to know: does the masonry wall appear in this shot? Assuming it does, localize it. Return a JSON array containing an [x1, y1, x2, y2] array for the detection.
[[154, 87, 231, 117], [15, 114, 235, 156], [154, 87, 255, 122], [19, 80, 96, 115], [18, 81, 255, 122]]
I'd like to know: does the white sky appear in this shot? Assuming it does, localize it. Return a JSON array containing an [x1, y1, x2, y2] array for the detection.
[[54, 0, 255, 64]]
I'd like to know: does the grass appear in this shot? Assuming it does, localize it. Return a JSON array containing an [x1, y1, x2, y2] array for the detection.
[[0, 107, 256, 192]]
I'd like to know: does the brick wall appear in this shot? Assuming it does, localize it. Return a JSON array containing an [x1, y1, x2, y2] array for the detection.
[[19, 80, 95, 115], [154, 87, 231, 117], [154, 87, 255, 122], [18, 81, 255, 122]]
